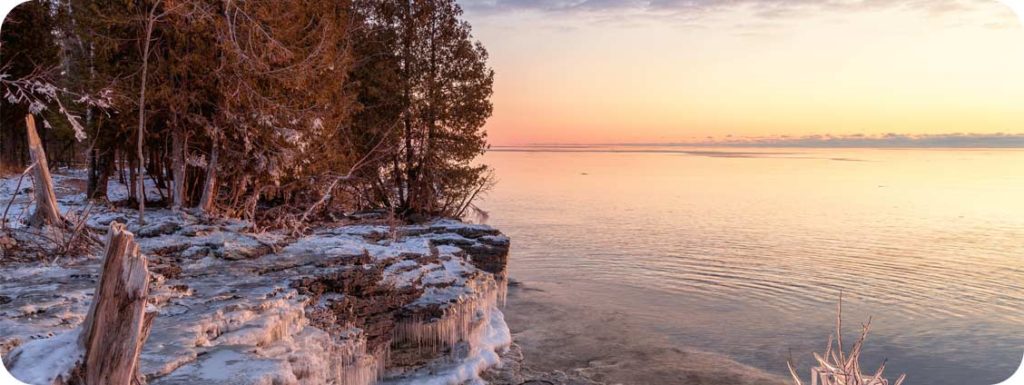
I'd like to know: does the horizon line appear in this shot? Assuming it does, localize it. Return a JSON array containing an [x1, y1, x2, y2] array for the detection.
[[490, 133, 1024, 149]]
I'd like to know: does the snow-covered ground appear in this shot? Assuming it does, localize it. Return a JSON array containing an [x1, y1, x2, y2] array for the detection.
[[0, 167, 165, 230], [0, 170, 511, 385]]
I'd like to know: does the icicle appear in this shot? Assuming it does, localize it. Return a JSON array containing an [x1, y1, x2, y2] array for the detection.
[[373, 344, 390, 379], [340, 355, 379, 385], [383, 282, 512, 385], [495, 268, 509, 308], [329, 329, 383, 385], [392, 275, 502, 354]]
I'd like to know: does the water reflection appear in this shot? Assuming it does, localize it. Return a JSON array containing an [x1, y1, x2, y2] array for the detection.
[[482, 147, 1024, 385]]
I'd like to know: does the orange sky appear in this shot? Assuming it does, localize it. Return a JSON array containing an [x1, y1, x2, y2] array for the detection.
[[462, 0, 1024, 145]]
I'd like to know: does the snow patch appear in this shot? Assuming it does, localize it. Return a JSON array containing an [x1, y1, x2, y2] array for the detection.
[[5, 328, 83, 385]]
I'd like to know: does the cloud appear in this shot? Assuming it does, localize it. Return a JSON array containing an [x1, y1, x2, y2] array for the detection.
[[493, 133, 1024, 149], [462, 0, 1002, 22], [673, 133, 1024, 148], [999, 0, 1024, 25]]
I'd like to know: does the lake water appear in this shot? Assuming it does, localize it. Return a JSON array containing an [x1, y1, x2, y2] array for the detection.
[[480, 146, 1024, 385]]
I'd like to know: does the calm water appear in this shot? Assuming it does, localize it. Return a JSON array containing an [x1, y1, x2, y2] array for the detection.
[[480, 147, 1024, 385]]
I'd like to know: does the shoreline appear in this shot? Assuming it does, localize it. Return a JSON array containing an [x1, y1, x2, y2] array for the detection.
[[1, 169, 514, 385], [486, 279, 789, 385]]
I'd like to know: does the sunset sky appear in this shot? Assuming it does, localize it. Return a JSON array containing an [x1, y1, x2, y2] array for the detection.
[[461, 0, 1024, 145]]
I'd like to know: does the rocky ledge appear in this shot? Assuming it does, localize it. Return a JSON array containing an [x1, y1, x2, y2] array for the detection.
[[0, 177, 510, 385]]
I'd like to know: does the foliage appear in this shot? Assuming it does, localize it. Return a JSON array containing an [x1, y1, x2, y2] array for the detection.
[[0, 0, 496, 226], [350, 0, 494, 218], [0, 1, 112, 166]]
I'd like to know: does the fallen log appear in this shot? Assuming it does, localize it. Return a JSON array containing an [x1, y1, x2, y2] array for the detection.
[[25, 114, 63, 228], [77, 222, 152, 385]]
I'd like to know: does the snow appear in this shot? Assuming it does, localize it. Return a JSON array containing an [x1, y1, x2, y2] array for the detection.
[[152, 347, 293, 384], [5, 328, 83, 385], [2, 169, 512, 385], [106, 176, 166, 203], [479, 235, 510, 246], [281, 232, 369, 258], [1, 168, 164, 230], [0, 265, 73, 281], [384, 308, 511, 385]]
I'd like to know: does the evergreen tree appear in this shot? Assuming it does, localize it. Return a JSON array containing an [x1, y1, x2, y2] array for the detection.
[[2, 0, 495, 225], [351, 0, 494, 218], [212, 0, 358, 221], [1, 1, 68, 168]]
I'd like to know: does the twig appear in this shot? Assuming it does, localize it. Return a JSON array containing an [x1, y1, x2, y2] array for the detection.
[[788, 295, 906, 385], [62, 204, 95, 255], [300, 134, 391, 224], [1, 162, 37, 229]]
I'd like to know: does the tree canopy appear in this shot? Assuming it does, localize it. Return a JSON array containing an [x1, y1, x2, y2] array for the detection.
[[1, 0, 495, 226]]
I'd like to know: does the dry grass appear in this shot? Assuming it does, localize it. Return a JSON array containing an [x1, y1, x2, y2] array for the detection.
[[788, 295, 906, 385]]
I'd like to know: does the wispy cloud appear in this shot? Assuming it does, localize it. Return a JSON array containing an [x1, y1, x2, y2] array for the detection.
[[654, 133, 1024, 148], [495, 133, 1024, 148], [462, 0, 1004, 23]]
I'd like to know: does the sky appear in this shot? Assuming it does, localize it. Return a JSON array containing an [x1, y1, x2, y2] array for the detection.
[[459, 0, 1024, 146]]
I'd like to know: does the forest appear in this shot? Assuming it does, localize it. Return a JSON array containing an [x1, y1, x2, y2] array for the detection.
[[1, 0, 495, 228]]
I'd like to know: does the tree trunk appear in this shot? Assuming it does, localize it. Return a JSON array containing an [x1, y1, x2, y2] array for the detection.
[[136, 15, 153, 225], [136, 3, 159, 225], [399, 0, 413, 214], [171, 127, 185, 211], [199, 140, 218, 214], [87, 147, 112, 202], [25, 114, 62, 228], [78, 222, 151, 385], [128, 156, 137, 205], [87, 148, 100, 198], [117, 149, 126, 186]]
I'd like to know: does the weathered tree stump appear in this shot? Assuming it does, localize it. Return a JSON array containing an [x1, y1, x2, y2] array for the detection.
[[77, 222, 152, 385], [25, 114, 63, 228]]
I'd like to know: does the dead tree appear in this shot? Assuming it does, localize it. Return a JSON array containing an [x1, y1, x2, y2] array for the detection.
[[134, 0, 163, 226], [77, 222, 152, 385], [25, 114, 63, 228], [198, 138, 218, 215], [171, 127, 185, 211]]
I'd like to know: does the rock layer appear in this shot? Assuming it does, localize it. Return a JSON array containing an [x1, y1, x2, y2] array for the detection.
[[1, 194, 510, 385]]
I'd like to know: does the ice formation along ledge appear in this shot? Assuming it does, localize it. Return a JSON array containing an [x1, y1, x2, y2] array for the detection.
[[0, 171, 512, 385]]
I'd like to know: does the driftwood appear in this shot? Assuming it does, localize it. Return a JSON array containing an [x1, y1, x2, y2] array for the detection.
[[788, 295, 906, 385], [25, 114, 63, 228], [77, 222, 152, 385]]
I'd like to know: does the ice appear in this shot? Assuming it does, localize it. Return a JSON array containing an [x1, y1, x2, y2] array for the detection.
[[106, 176, 166, 203], [396, 277, 501, 348], [150, 347, 294, 385], [385, 308, 511, 385], [1, 170, 511, 385], [0, 169, 167, 229], [4, 328, 83, 385]]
